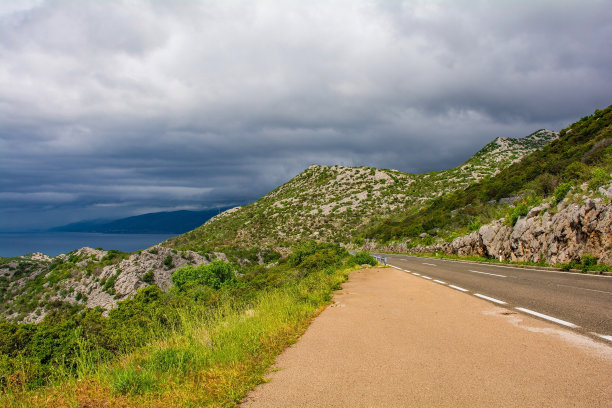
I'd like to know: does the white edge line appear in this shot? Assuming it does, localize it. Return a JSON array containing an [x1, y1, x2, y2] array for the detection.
[[412, 272, 420, 276], [469, 269, 507, 278], [449, 285, 469, 292], [593, 333, 612, 342], [422, 263, 437, 266], [421, 276, 432, 280], [515, 307, 579, 329], [433, 279, 447, 284], [474, 293, 507, 305], [392, 255, 611, 278]]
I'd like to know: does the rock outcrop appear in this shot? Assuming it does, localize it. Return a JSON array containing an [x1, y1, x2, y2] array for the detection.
[[0, 245, 210, 323], [393, 199, 612, 265]]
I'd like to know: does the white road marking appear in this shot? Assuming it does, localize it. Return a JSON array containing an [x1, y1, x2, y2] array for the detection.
[[433, 279, 447, 284], [474, 293, 507, 305], [449, 285, 469, 292], [398, 255, 611, 278], [412, 272, 420, 276], [468, 269, 507, 278], [515, 307, 579, 328], [403, 269, 411, 273], [421, 276, 432, 280], [593, 333, 612, 342], [422, 263, 437, 267]]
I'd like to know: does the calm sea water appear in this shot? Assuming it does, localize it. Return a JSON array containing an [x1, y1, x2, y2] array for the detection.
[[0, 232, 176, 257]]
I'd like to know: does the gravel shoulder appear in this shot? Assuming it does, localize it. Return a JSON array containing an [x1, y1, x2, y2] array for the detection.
[[241, 267, 612, 408]]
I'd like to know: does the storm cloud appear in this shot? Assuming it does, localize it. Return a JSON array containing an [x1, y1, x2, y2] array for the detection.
[[1, 0, 611, 230]]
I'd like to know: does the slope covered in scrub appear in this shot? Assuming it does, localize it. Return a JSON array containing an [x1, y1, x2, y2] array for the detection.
[[366, 105, 612, 246], [166, 130, 557, 251]]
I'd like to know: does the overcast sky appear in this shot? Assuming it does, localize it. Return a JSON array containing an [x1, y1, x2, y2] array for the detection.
[[1, 0, 611, 231]]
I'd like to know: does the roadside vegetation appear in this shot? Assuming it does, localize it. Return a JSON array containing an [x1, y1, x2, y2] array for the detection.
[[1, 242, 369, 407]]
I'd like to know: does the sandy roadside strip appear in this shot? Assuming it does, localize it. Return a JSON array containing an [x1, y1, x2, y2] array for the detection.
[[241, 267, 612, 408]]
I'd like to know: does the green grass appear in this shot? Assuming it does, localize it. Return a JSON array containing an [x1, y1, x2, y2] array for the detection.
[[1, 259, 352, 407]]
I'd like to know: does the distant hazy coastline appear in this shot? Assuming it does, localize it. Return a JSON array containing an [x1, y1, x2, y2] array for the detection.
[[0, 232, 174, 257]]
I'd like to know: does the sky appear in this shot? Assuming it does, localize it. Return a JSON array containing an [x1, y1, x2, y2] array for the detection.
[[1, 0, 611, 231]]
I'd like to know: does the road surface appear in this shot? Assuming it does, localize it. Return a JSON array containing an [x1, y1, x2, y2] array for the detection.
[[241, 267, 611, 407], [378, 254, 612, 342]]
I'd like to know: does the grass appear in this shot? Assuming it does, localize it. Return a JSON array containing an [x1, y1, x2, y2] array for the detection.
[[1, 265, 352, 407]]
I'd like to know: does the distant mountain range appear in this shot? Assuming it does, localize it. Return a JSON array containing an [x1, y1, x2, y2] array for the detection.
[[49, 209, 230, 234]]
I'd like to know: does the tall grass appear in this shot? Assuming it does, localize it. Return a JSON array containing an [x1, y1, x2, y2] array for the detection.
[[2, 265, 350, 407]]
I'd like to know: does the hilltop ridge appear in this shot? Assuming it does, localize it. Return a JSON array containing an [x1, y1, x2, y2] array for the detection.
[[167, 129, 557, 250]]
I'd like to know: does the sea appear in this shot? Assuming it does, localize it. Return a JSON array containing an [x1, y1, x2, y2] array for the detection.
[[0, 232, 176, 258]]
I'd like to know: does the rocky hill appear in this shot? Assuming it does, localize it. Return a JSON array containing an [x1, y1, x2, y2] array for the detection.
[[373, 186, 612, 265], [166, 130, 557, 250], [0, 246, 210, 323], [367, 105, 612, 266]]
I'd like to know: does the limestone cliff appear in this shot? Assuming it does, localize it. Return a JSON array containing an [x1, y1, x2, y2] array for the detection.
[[382, 197, 612, 265]]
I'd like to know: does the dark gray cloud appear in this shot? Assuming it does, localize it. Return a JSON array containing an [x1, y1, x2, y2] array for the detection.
[[1, 0, 611, 231]]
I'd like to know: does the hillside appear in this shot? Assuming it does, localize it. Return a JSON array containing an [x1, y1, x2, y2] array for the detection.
[[367, 105, 612, 265], [166, 130, 557, 251], [367, 106, 612, 244]]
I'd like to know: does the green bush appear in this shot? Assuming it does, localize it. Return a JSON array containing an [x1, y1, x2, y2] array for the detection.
[[563, 161, 590, 182], [581, 254, 599, 271], [553, 182, 572, 204], [142, 270, 154, 284], [171, 261, 234, 291], [352, 252, 377, 266], [588, 167, 611, 191], [163, 255, 174, 269]]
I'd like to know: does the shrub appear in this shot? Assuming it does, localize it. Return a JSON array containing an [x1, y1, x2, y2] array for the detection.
[[171, 261, 234, 291], [581, 254, 599, 271], [352, 252, 377, 266], [553, 182, 572, 204], [163, 255, 174, 269], [101, 250, 126, 263], [142, 270, 154, 284], [588, 167, 611, 191], [563, 161, 590, 182]]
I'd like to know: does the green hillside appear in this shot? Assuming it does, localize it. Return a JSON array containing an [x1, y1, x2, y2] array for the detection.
[[166, 130, 557, 251], [366, 105, 612, 245]]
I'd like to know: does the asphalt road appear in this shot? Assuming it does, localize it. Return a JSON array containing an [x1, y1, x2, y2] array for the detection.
[[242, 267, 612, 407], [376, 254, 612, 343]]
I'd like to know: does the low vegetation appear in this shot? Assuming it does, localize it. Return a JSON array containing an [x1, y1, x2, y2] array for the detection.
[[1, 242, 362, 407]]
